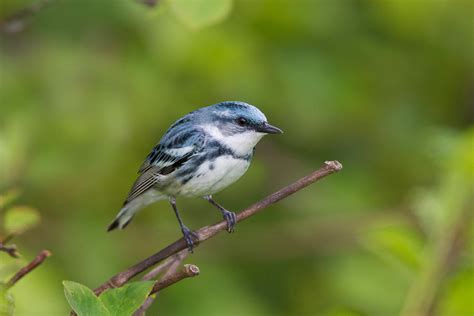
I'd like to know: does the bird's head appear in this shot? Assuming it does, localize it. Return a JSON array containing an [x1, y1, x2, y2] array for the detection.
[[199, 101, 283, 155]]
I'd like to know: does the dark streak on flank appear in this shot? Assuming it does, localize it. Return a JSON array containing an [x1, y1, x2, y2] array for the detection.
[[180, 174, 194, 185]]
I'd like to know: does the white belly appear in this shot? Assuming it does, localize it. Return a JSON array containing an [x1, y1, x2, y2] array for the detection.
[[174, 156, 250, 197]]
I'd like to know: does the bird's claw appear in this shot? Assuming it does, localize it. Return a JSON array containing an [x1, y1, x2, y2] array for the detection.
[[223, 210, 237, 233], [181, 226, 198, 253]]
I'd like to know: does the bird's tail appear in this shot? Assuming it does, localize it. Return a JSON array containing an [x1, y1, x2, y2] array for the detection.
[[107, 190, 165, 231], [107, 203, 136, 231]]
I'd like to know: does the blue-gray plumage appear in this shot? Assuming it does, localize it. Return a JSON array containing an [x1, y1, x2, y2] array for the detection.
[[107, 101, 283, 251]]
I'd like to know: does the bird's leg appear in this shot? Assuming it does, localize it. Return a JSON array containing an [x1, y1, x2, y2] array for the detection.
[[204, 195, 237, 233], [169, 197, 197, 252]]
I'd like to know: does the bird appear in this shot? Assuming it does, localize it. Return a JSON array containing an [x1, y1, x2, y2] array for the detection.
[[107, 101, 283, 251]]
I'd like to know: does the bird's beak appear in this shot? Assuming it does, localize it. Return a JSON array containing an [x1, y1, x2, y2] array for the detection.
[[256, 122, 283, 134]]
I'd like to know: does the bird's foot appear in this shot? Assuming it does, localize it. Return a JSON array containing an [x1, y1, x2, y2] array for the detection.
[[222, 210, 237, 233], [181, 226, 198, 253]]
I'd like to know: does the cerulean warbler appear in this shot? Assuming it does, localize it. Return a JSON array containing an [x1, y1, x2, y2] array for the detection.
[[107, 101, 283, 251]]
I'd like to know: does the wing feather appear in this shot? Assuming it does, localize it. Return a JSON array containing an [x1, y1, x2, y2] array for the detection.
[[123, 127, 205, 205]]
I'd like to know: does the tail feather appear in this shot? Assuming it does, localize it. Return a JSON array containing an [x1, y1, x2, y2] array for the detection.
[[107, 190, 165, 232], [107, 215, 134, 231], [107, 218, 120, 231], [107, 204, 136, 231]]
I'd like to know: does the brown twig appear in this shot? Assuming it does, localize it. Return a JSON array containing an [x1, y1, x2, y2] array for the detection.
[[150, 264, 200, 295], [94, 160, 342, 295], [0, 242, 20, 258], [5, 250, 51, 289], [142, 250, 188, 281], [134, 250, 189, 316]]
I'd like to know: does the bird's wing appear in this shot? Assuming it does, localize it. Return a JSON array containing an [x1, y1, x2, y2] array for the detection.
[[123, 128, 205, 205]]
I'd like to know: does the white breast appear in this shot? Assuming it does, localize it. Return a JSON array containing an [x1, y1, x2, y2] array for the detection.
[[175, 155, 250, 197]]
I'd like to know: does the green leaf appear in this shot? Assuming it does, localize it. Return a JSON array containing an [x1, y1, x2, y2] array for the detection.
[[170, 0, 233, 30], [63, 281, 110, 316], [3, 206, 40, 235], [0, 283, 14, 316], [99, 281, 155, 316], [438, 268, 474, 316], [361, 226, 424, 273]]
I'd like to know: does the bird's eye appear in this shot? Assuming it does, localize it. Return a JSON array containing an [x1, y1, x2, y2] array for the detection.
[[237, 117, 247, 126]]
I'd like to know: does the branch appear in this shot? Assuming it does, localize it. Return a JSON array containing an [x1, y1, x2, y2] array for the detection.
[[0, 242, 20, 258], [5, 250, 51, 289], [150, 264, 200, 295], [94, 160, 342, 295], [134, 250, 189, 316]]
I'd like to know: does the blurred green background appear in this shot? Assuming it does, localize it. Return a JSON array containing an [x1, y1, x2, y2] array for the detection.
[[1, 0, 473, 315]]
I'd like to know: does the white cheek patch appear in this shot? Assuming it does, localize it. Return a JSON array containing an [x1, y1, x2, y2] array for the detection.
[[225, 131, 264, 154], [203, 125, 264, 156]]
